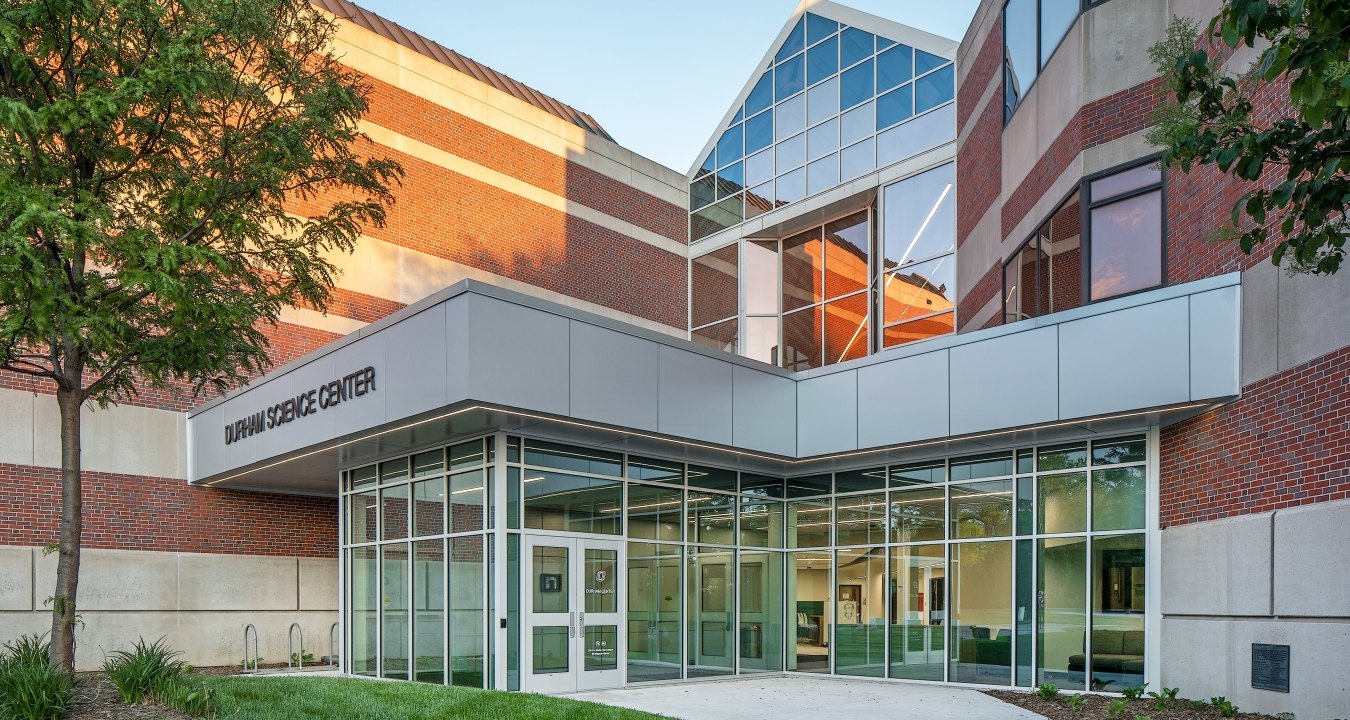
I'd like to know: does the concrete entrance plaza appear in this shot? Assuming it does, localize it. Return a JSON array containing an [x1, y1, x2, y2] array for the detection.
[[571, 676, 1047, 720]]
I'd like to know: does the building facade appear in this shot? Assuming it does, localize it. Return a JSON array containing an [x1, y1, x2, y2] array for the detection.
[[1, 0, 1347, 718]]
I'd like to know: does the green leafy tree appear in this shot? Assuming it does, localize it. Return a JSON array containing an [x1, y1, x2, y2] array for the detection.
[[0, 0, 401, 670], [1147, 0, 1349, 273]]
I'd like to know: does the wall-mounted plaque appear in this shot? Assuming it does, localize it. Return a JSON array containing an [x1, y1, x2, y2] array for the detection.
[[539, 573, 562, 593], [1251, 643, 1290, 693]]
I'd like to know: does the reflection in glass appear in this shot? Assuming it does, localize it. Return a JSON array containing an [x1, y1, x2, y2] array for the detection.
[[1093, 467, 1146, 530], [776, 167, 806, 206], [834, 467, 887, 494], [350, 464, 377, 489], [882, 312, 954, 348], [1091, 164, 1161, 200], [807, 118, 839, 160], [1016, 539, 1034, 686], [688, 465, 737, 492], [745, 315, 780, 365], [688, 547, 736, 677], [806, 154, 838, 196], [627, 543, 682, 682], [381, 543, 409, 679], [882, 163, 955, 268], [840, 27, 874, 69], [691, 244, 739, 328], [523, 471, 622, 535], [533, 627, 568, 674], [1044, 192, 1084, 314], [890, 486, 945, 542], [350, 546, 378, 676], [951, 480, 1014, 538], [916, 48, 947, 75], [776, 17, 805, 64], [776, 93, 806, 141], [841, 138, 875, 181], [787, 474, 831, 498], [782, 306, 823, 370], [877, 44, 913, 91], [806, 12, 837, 44], [739, 497, 784, 548], [788, 499, 831, 548], [627, 483, 683, 542], [1038, 472, 1087, 534], [891, 462, 945, 486], [747, 71, 773, 117], [789, 551, 831, 672], [951, 540, 1012, 684], [1093, 435, 1147, 465], [836, 493, 886, 546], [889, 543, 945, 680], [1005, 235, 1041, 323], [1090, 190, 1162, 300], [824, 292, 869, 364], [717, 162, 743, 199], [775, 53, 805, 101], [745, 148, 773, 187], [716, 124, 743, 169], [835, 548, 885, 677], [840, 58, 874, 110], [840, 100, 874, 145], [349, 490, 377, 543], [1090, 534, 1145, 690], [691, 194, 742, 241], [413, 539, 445, 683], [782, 227, 822, 311], [807, 36, 839, 87], [823, 211, 869, 299], [382, 484, 408, 540], [882, 255, 954, 325], [532, 545, 568, 614], [691, 318, 738, 353], [449, 470, 486, 533], [747, 240, 779, 316], [776, 131, 805, 174], [746, 112, 773, 156], [1039, 537, 1087, 689], [951, 453, 1013, 481], [740, 550, 784, 672], [1003, 0, 1038, 119], [585, 549, 618, 613], [915, 65, 954, 113], [627, 456, 683, 483], [877, 103, 955, 167], [413, 450, 444, 478], [747, 182, 774, 219], [687, 492, 736, 545], [877, 83, 913, 130]]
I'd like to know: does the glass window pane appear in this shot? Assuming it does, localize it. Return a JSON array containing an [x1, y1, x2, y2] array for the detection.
[[532, 626, 568, 674], [776, 132, 805, 173], [1093, 435, 1147, 465], [349, 490, 377, 543], [915, 65, 954, 113], [776, 17, 805, 64], [776, 167, 806, 206], [1039, 443, 1088, 471], [413, 539, 445, 684], [836, 492, 886, 546], [786, 474, 832, 498], [747, 182, 774, 219], [1091, 534, 1146, 690], [1044, 192, 1084, 313], [746, 71, 773, 117], [1093, 467, 1146, 530], [889, 544, 945, 681], [1089, 190, 1163, 300], [1038, 472, 1087, 534], [776, 93, 806, 141], [691, 318, 737, 353], [687, 492, 736, 545], [775, 53, 805, 101], [449, 440, 484, 470], [523, 471, 622, 534], [627, 542, 682, 682], [688, 465, 737, 492], [1090, 164, 1161, 200], [1040, 0, 1080, 66], [877, 103, 955, 167], [782, 227, 823, 312], [412, 450, 444, 478], [834, 467, 887, 493], [883, 254, 954, 325], [349, 546, 378, 675], [382, 484, 409, 540], [806, 154, 838, 198], [951, 540, 1012, 684], [1038, 537, 1087, 689], [806, 76, 839, 127], [1016, 538, 1033, 686], [840, 27, 874, 68], [739, 550, 783, 672], [739, 497, 783, 548], [412, 478, 444, 536], [745, 112, 773, 155], [745, 149, 773, 188], [806, 12, 838, 44], [891, 462, 945, 486], [627, 456, 682, 483], [840, 138, 875, 181], [584, 548, 618, 614], [782, 306, 823, 370], [690, 175, 716, 211], [523, 440, 622, 476], [381, 543, 411, 679], [807, 35, 839, 87], [824, 210, 869, 299], [840, 100, 874, 145], [882, 162, 955, 267], [1003, 0, 1038, 118], [688, 547, 736, 676], [381, 458, 409, 484], [449, 469, 486, 533], [788, 499, 831, 548], [691, 194, 743, 241], [881, 312, 954, 348], [823, 292, 869, 365], [740, 474, 785, 498], [915, 49, 947, 76], [877, 36, 896, 51], [628, 483, 682, 542], [508, 467, 521, 530], [716, 124, 743, 168], [745, 239, 780, 314], [952, 453, 1013, 481], [840, 58, 874, 111], [951, 479, 1014, 538], [745, 315, 779, 364], [1016, 476, 1034, 535], [835, 548, 885, 677], [1018, 449, 1035, 474], [691, 244, 739, 327], [350, 464, 377, 489], [807, 118, 838, 161], [789, 551, 832, 672], [717, 162, 743, 199], [877, 83, 913, 131], [1005, 238, 1041, 322], [890, 486, 945, 542], [877, 44, 913, 92]]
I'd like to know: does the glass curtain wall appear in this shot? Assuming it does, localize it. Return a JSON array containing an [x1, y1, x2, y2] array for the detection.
[[344, 433, 1148, 692]]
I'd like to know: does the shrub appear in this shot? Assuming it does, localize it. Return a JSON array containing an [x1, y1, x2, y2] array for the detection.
[[1106, 698, 1130, 718], [0, 634, 82, 720], [1147, 686, 1179, 710], [1210, 696, 1240, 718], [1035, 682, 1060, 701], [103, 637, 187, 704], [1066, 693, 1087, 710], [155, 676, 214, 718], [1122, 682, 1149, 700]]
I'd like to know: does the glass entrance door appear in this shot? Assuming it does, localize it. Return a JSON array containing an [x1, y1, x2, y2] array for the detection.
[[523, 535, 625, 692]]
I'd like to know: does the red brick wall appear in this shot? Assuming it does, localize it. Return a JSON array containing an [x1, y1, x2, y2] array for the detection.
[[1160, 345, 1350, 526], [956, 263, 1001, 327], [0, 463, 337, 557]]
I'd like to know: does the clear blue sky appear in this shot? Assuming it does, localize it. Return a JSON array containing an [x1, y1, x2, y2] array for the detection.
[[350, 0, 981, 174]]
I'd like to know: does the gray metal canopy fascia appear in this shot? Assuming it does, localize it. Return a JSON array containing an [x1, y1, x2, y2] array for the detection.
[[187, 274, 1241, 494]]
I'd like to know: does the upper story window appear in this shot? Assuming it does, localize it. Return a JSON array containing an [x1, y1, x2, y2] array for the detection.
[[1003, 160, 1164, 323], [690, 13, 956, 242], [1003, 0, 1081, 122]]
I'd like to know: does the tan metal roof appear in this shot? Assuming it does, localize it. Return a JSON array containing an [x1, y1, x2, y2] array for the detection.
[[311, 0, 615, 142]]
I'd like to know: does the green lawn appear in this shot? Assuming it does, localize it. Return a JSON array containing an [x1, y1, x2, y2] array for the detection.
[[200, 676, 675, 720]]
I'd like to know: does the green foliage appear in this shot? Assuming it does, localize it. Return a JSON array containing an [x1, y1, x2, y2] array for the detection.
[[290, 652, 316, 666], [1122, 682, 1149, 700], [1106, 698, 1130, 718], [155, 676, 214, 718], [1035, 682, 1061, 701], [1211, 696, 1240, 717], [0, 634, 82, 720], [1066, 693, 1088, 711], [1146, 686, 1180, 710], [102, 637, 187, 704], [1147, 0, 1350, 274]]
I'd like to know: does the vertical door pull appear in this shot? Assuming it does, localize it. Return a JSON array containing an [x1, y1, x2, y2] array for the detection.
[[569, 612, 575, 638]]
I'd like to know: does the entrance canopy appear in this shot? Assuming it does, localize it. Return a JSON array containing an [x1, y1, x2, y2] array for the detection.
[[186, 275, 1240, 495]]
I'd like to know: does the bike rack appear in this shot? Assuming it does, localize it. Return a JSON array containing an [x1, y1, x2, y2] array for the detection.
[[329, 622, 340, 668], [288, 623, 305, 670], [242, 624, 260, 674]]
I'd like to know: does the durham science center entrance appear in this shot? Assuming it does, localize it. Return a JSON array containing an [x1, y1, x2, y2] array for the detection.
[[524, 535, 625, 692]]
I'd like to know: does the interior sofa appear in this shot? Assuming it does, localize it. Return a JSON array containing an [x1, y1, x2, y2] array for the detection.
[[1068, 629, 1144, 674]]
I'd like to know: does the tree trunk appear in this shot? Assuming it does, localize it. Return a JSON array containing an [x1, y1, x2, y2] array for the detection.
[[49, 384, 83, 671]]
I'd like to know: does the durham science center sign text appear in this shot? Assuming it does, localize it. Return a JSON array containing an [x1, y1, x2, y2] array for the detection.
[[224, 366, 377, 445]]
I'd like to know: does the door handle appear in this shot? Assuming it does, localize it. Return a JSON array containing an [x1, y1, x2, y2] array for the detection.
[[569, 612, 575, 638], [579, 612, 585, 634]]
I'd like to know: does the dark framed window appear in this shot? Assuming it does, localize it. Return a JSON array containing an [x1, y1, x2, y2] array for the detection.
[[1002, 158, 1164, 323], [1003, 0, 1084, 123]]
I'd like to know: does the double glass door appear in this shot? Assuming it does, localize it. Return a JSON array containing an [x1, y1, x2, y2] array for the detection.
[[524, 535, 625, 692]]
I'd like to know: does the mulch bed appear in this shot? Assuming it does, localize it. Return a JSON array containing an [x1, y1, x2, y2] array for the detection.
[[986, 690, 1288, 720], [66, 674, 189, 720]]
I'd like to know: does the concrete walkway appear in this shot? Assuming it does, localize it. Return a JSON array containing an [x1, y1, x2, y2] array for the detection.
[[569, 675, 1047, 720]]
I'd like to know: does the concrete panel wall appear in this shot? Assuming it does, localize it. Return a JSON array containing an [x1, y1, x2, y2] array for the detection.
[[1161, 512, 1272, 616], [0, 547, 32, 611], [1273, 500, 1350, 617]]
